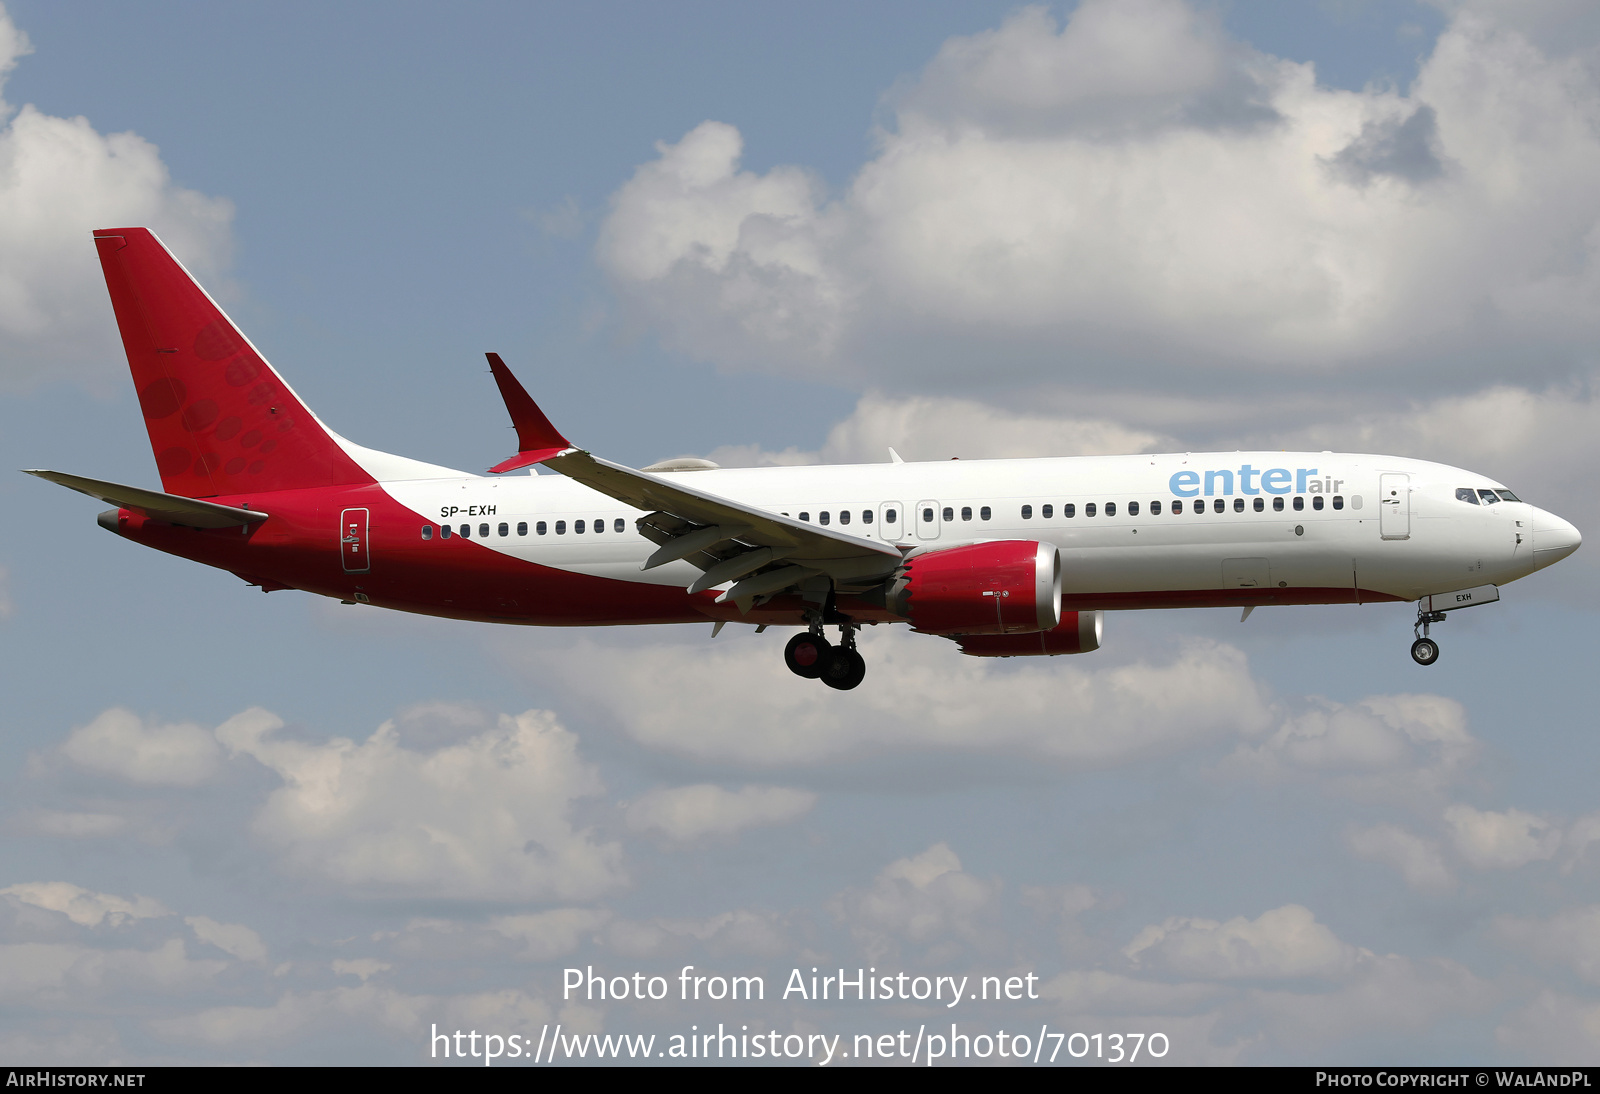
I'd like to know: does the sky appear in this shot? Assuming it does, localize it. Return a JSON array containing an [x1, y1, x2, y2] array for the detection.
[[2, 0, 1600, 1066]]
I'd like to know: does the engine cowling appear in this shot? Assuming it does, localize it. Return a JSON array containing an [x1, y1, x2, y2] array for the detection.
[[954, 611, 1103, 657], [886, 540, 1061, 635]]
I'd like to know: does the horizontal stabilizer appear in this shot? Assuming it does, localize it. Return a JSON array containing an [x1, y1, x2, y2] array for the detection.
[[23, 470, 268, 528], [486, 353, 573, 473]]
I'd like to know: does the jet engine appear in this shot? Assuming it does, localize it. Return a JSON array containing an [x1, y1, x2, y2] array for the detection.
[[885, 540, 1061, 635], [953, 611, 1103, 657]]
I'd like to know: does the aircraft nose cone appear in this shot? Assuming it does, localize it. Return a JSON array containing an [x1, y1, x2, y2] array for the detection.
[[1531, 509, 1582, 570]]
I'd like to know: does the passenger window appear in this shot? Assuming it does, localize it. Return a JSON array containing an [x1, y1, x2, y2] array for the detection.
[[885, 509, 897, 523], [1478, 489, 1500, 505], [1213, 499, 1224, 513], [615, 518, 625, 532], [1293, 497, 1304, 511], [1332, 495, 1344, 510], [460, 524, 470, 538], [862, 510, 873, 524], [1351, 496, 1363, 510], [923, 507, 934, 523], [980, 506, 991, 520], [1172, 499, 1183, 514], [1128, 501, 1139, 516], [1273, 497, 1284, 512], [819, 511, 831, 526], [1312, 496, 1324, 511], [555, 521, 566, 535], [1150, 500, 1161, 515], [1021, 505, 1033, 519], [479, 523, 490, 537], [575, 520, 585, 533], [1042, 504, 1054, 518], [518, 522, 528, 536], [498, 522, 509, 537], [1064, 504, 1076, 518], [1105, 502, 1117, 517], [943, 507, 954, 522], [1233, 498, 1244, 513], [1086, 503, 1097, 517], [961, 506, 972, 521], [440, 525, 452, 539], [421, 525, 433, 540], [839, 510, 851, 525], [1456, 488, 1479, 504], [536, 521, 547, 535], [799, 512, 811, 522], [1253, 498, 1264, 512], [593, 518, 604, 533]]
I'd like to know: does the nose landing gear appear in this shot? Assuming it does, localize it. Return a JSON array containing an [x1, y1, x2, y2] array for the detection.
[[783, 620, 867, 690], [1411, 609, 1446, 666]]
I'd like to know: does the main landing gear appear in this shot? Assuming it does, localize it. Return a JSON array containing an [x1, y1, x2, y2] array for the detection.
[[784, 622, 867, 691], [1411, 608, 1446, 666]]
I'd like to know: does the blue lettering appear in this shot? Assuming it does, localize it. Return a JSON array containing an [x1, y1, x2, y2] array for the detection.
[[1239, 464, 1260, 495], [1170, 471, 1200, 497], [1296, 468, 1319, 492], [1262, 469, 1291, 495], [1204, 469, 1234, 496]]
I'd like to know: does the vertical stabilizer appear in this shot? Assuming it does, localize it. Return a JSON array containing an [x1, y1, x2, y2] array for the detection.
[[93, 228, 373, 498]]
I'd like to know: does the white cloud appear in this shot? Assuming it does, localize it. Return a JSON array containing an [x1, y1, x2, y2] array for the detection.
[[1495, 990, 1600, 1063], [488, 908, 611, 961], [830, 843, 1001, 961], [1124, 904, 1358, 980], [624, 784, 816, 843], [215, 707, 625, 901], [604, 909, 792, 960], [1222, 694, 1476, 799], [58, 707, 223, 787], [0, 4, 233, 393], [1040, 969, 1223, 1015], [1, 881, 167, 928], [1443, 803, 1560, 869], [525, 627, 1271, 767], [186, 916, 267, 964], [1347, 824, 1456, 891], [703, 392, 1167, 467], [599, 2, 1600, 409], [331, 958, 389, 982], [1495, 905, 1600, 985], [0, 938, 224, 1004]]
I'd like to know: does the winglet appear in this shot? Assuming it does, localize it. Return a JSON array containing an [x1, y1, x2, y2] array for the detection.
[[485, 353, 574, 473]]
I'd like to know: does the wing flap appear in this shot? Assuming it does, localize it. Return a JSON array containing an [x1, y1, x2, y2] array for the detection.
[[24, 470, 268, 529]]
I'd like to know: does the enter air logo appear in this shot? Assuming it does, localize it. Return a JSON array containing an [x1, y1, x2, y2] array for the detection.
[[1169, 466, 1345, 497]]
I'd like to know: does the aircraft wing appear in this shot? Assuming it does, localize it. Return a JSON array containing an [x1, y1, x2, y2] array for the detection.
[[484, 355, 902, 609], [24, 470, 269, 528]]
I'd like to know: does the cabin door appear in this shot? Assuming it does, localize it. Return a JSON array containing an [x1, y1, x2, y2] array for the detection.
[[341, 508, 371, 572]]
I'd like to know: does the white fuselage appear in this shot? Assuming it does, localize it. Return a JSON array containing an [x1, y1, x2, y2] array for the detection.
[[379, 450, 1579, 608]]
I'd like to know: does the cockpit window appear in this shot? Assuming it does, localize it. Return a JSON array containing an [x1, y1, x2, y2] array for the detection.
[[1456, 488, 1479, 504], [1478, 489, 1500, 505], [1496, 490, 1521, 503]]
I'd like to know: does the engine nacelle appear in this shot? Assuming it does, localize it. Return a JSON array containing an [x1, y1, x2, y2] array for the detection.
[[954, 611, 1103, 657], [886, 540, 1061, 635]]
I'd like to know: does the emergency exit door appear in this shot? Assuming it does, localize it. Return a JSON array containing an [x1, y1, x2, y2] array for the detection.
[[341, 508, 371, 572]]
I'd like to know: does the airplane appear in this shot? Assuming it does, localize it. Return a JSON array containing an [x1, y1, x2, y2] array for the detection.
[[25, 228, 1583, 690]]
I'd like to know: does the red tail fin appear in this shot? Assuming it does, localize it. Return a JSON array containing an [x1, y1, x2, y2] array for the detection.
[[94, 228, 372, 498]]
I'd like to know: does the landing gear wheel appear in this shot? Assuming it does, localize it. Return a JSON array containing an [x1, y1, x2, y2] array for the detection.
[[784, 632, 831, 679], [819, 647, 867, 691], [1410, 638, 1440, 666]]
